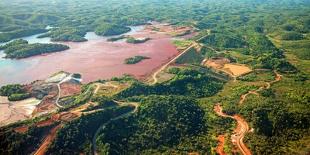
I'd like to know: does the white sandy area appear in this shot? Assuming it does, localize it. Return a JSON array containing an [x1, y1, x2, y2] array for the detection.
[[45, 72, 69, 83], [0, 96, 9, 104], [0, 97, 41, 126]]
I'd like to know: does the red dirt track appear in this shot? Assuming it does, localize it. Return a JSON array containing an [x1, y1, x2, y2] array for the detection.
[[33, 124, 62, 155], [216, 135, 227, 155], [214, 104, 252, 155]]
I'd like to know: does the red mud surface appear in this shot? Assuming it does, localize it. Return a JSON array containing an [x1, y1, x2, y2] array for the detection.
[[0, 26, 180, 85], [60, 82, 81, 98]]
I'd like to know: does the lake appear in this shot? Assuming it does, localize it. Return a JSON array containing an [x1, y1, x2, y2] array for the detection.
[[0, 25, 179, 86]]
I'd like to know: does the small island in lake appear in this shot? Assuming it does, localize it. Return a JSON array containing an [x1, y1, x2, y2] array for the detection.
[[126, 37, 150, 44], [0, 39, 69, 59], [124, 55, 150, 64]]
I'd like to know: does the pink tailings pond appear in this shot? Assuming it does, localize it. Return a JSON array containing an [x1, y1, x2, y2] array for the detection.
[[0, 25, 180, 86]]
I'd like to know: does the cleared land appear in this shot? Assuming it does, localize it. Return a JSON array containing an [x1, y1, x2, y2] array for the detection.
[[0, 97, 41, 127], [95, 81, 131, 96], [204, 58, 252, 77]]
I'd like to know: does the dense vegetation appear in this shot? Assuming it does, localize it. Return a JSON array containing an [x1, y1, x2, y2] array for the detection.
[[1, 40, 69, 58], [124, 56, 150, 64], [38, 27, 87, 42], [0, 84, 30, 101], [95, 24, 131, 36], [175, 48, 204, 64], [0, 0, 309, 154], [46, 106, 134, 155], [0, 123, 58, 155], [117, 68, 224, 98], [0, 39, 28, 50], [96, 95, 206, 154], [0, 28, 47, 43]]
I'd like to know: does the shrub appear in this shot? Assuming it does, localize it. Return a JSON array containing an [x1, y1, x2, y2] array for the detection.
[[281, 32, 304, 40], [8, 93, 31, 101]]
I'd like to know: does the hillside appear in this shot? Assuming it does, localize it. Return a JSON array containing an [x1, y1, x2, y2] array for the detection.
[[0, 0, 309, 155]]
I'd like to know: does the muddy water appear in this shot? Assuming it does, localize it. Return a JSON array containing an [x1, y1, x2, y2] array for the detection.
[[0, 26, 179, 86]]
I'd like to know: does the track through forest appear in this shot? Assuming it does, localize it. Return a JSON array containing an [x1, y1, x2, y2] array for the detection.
[[33, 83, 100, 155], [92, 101, 139, 155], [239, 71, 282, 104], [214, 71, 282, 155]]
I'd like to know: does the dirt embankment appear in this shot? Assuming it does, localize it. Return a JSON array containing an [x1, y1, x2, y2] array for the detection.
[[214, 104, 252, 155], [149, 34, 208, 85], [216, 135, 227, 155], [33, 124, 62, 155]]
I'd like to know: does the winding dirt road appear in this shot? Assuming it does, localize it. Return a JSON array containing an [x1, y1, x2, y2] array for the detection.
[[214, 104, 252, 155], [239, 70, 282, 104], [92, 100, 139, 155], [214, 71, 283, 155], [33, 83, 99, 155], [55, 74, 76, 108], [90, 82, 140, 155]]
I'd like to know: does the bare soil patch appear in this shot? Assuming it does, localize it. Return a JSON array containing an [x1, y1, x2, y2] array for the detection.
[[60, 82, 81, 98], [33, 124, 62, 155], [145, 23, 193, 37], [36, 119, 55, 127], [0, 98, 41, 127], [223, 64, 252, 77], [59, 112, 78, 122], [0, 96, 9, 103], [204, 58, 230, 69], [216, 135, 227, 155], [204, 58, 252, 77], [96, 81, 131, 96], [14, 125, 29, 133], [33, 93, 57, 116]]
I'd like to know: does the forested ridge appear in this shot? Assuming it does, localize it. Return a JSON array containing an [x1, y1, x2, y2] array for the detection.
[[1, 40, 69, 59]]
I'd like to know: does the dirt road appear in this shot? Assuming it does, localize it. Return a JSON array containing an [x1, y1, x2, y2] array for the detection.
[[33, 82, 98, 155], [150, 34, 208, 85], [151, 42, 198, 84], [239, 70, 282, 104], [55, 74, 74, 108], [216, 135, 227, 155], [33, 124, 62, 155], [214, 71, 283, 154], [214, 104, 251, 155], [92, 101, 139, 155]]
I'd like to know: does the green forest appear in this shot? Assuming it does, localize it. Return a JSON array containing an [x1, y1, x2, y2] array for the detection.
[[1, 39, 69, 58], [124, 56, 150, 64], [0, 0, 309, 155]]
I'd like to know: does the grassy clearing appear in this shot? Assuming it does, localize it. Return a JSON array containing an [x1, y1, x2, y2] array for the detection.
[[238, 70, 275, 82], [96, 81, 132, 97], [172, 39, 193, 50], [175, 48, 204, 64], [229, 51, 254, 64]]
